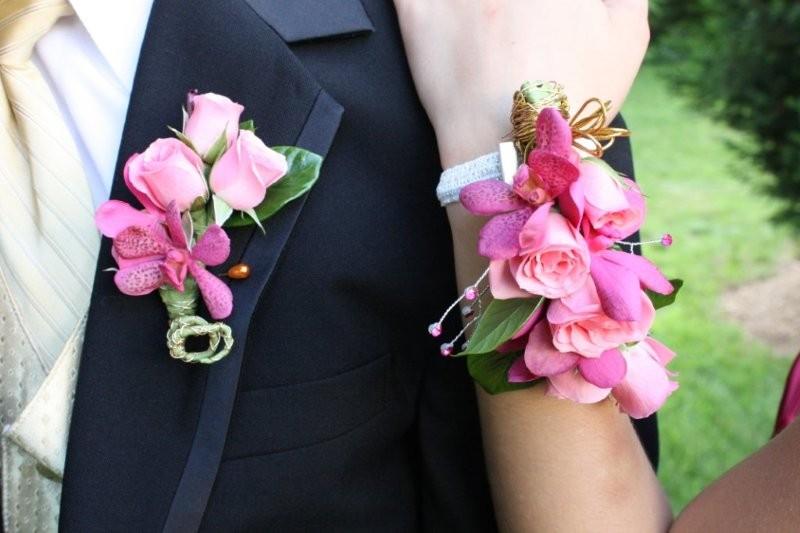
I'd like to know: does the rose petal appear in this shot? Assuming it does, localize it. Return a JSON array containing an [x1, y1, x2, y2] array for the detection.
[[96, 200, 160, 238], [478, 207, 533, 260], [189, 263, 233, 320], [644, 337, 676, 366], [489, 260, 531, 299], [524, 321, 580, 376], [558, 178, 585, 227], [613, 343, 678, 419], [590, 252, 643, 321], [517, 202, 554, 252], [579, 348, 627, 388], [508, 356, 538, 383], [547, 368, 612, 404], [192, 225, 231, 266], [460, 179, 526, 216], [114, 260, 164, 296]]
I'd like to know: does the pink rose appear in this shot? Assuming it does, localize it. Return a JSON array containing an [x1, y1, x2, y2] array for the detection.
[[185, 92, 244, 157], [209, 130, 288, 210], [489, 205, 590, 299], [547, 278, 654, 357], [124, 138, 208, 213]]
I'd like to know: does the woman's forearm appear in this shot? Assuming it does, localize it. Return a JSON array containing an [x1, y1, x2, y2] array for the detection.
[[447, 203, 671, 532]]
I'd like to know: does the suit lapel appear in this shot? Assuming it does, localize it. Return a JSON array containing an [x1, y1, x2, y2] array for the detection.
[[60, 0, 343, 530]]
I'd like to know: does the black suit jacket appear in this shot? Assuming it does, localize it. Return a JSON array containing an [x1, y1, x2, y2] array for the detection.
[[59, 1, 658, 531]]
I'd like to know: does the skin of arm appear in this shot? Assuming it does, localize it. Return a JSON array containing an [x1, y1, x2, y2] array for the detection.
[[395, 1, 671, 530], [671, 418, 800, 532]]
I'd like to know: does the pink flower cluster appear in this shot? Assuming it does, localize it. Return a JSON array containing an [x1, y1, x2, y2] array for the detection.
[[95, 93, 289, 320], [460, 108, 677, 418]]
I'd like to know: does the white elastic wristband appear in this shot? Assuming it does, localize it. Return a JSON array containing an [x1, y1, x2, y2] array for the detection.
[[436, 152, 502, 206], [436, 143, 520, 206]]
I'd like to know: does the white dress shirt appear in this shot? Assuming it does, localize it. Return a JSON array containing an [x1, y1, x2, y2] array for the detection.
[[0, 4, 153, 532], [32, 0, 154, 208]]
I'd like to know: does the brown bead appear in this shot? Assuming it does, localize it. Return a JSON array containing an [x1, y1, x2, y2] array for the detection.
[[227, 263, 251, 280]]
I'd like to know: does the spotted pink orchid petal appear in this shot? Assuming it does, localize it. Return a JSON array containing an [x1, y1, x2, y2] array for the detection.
[[95, 200, 161, 238], [189, 262, 233, 320], [478, 207, 534, 260], [590, 252, 644, 321], [524, 321, 580, 377], [508, 356, 538, 383], [113, 226, 171, 260], [598, 250, 674, 295], [528, 150, 580, 200], [114, 260, 165, 296], [460, 179, 526, 216], [579, 348, 627, 388], [535, 107, 573, 156], [547, 368, 612, 404], [192, 225, 231, 266]]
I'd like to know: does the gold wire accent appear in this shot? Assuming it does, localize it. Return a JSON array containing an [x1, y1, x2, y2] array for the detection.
[[569, 98, 630, 158], [510, 81, 569, 159], [509, 81, 630, 159]]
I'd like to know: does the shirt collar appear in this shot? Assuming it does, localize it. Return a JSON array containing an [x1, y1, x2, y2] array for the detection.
[[69, 0, 154, 91]]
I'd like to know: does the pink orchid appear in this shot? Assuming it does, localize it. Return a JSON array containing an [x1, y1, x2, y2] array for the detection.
[[459, 108, 580, 262], [589, 249, 674, 322], [108, 202, 233, 320]]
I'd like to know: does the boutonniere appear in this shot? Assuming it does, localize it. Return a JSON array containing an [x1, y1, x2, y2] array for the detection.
[[431, 82, 683, 418], [95, 92, 323, 363]]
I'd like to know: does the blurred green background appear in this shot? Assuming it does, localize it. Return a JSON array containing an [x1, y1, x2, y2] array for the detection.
[[622, 2, 799, 511]]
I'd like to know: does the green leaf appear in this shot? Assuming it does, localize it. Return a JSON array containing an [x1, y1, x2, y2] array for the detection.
[[168, 126, 197, 152], [212, 195, 233, 227], [468, 351, 534, 395], [647, 279, 684, 310], [244, 208, 265, 233], [239, 119, 256, 132], [203, 128, 229, 165], [224, 146, 323, 228], [459, 297, 544, 356]]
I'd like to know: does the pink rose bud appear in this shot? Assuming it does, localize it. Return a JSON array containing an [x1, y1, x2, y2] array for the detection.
[[209, 130, 288, 211], [184, 92, 245, 158], [577, 161, 646, 249], [124, 138, 208, 213]]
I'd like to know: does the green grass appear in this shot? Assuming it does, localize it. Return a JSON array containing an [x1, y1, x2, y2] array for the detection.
[[622, 66, 795, 512]]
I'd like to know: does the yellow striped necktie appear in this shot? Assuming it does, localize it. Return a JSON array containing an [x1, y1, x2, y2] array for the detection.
[[0, 0, 99, 369]]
